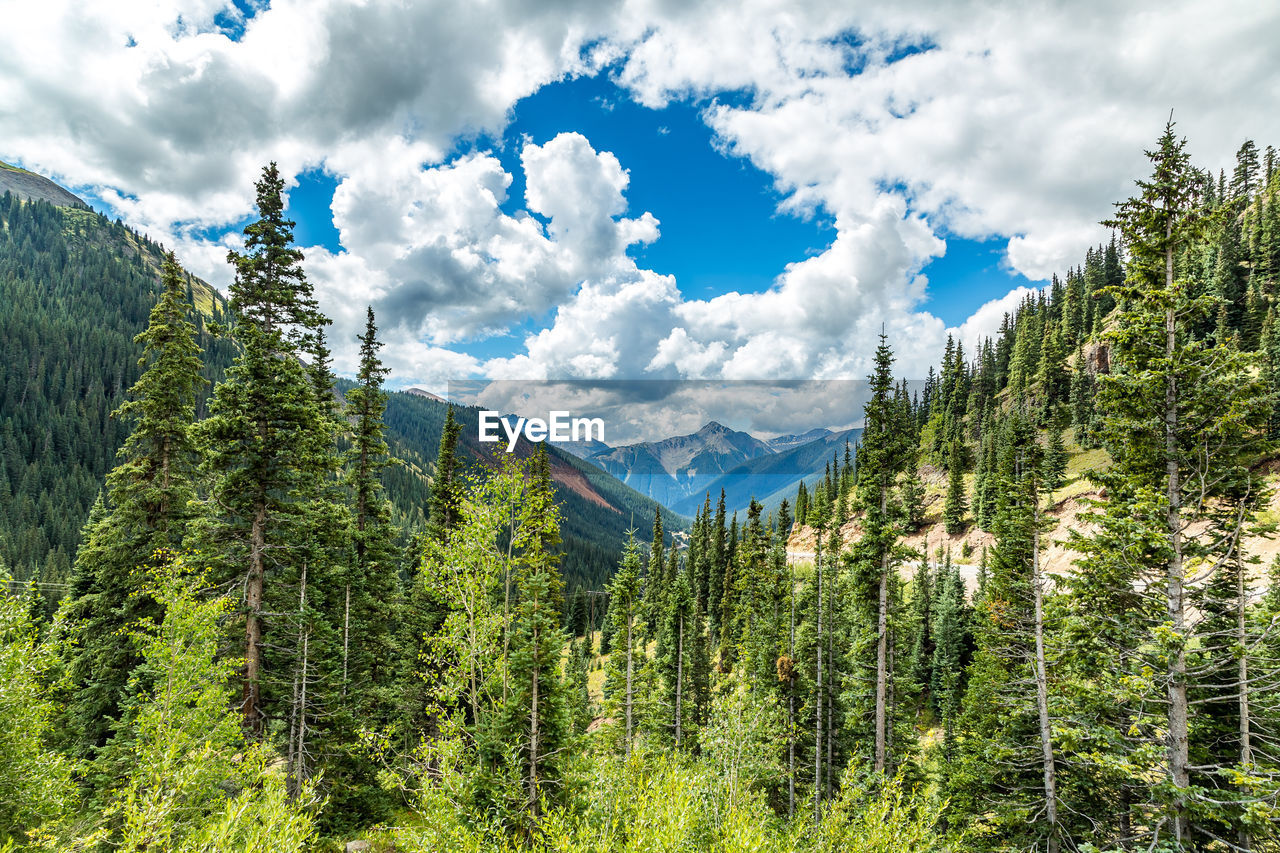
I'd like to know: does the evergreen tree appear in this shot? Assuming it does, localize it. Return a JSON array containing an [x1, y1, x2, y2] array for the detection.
[[658, 556, 698, 748], [1041, 424, 1068, 494], [1093, 120, 1272, 844], [848, 332, 910, 775], [193, 163, 334, 739], [492, 444, 569, 819], [327, 307, 400, 821], [943, 440, 968, 535], [950, 411, 1062, 850], [63, 250, 205, 771], [929, 552, 968, 759], [603, 530, 642, 756], [428, 406, 462, 541]]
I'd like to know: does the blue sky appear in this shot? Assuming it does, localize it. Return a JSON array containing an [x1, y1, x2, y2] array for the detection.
[[275, 71, 1044, 365], [5, 1, 1274, 386]]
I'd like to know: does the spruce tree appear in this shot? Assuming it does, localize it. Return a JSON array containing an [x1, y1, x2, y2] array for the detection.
[[658, 556, 697, 748], [493, 443, 569, 819], [63, 250, 205, 771], [603, 530, 642, 756], [428, 406, 462, 541], [943, 440, 968, 535], [848, 332, 910, 775], [326, 307, 400, 819], [194, 162, 334, 739], [1092, 120, 1272, 844]]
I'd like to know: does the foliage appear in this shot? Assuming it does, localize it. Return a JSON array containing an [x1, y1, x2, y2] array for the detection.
[[0, 568, 73, 845], [66, 556, 318, 851]]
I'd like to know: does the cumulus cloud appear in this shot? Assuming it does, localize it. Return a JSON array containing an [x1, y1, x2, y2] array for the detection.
[[4, 0, 1278, 388], [0, 0, 624, 265]]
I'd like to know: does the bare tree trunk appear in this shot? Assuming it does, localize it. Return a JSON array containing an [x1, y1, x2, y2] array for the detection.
[[625, 613, 634, 756], [814, 530, 823, 824], [789, 552, 796, 818], [676, 611, 684, 748], [288, 562, 309, 797], [1118, 787, 1131, 850], [342, 583, 350, 695], [504, 500, 515, 705], [884, 615, 893, 777], [870, 558, 890, 768], [828, 559, 836, 800], [1032, 519, 1059, 853], [529, 609, 540, 816], [296, 622, 309, 791], [244, 500, 266, 738], [874, 484, 889, 775], [1237, 555, 1253, 851], [1164, 289, 1191, 843]]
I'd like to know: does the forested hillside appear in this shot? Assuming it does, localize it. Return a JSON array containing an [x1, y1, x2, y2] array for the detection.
[[3, 125, 1280, 852], [0, 191, 669, 612], [0, 194, 236, 598]]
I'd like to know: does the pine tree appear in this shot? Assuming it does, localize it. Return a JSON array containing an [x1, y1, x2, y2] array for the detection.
[[1094, 120, 1272, 844], [194, 163, 334, 739], [1041, 424, 1067, 494], [323, 307, 401, 819], [603, 530, 642, 756], [929, 551, 967, 759], [493, 443, 569, 819], [63, 250, 205, 771], [708, 490, 728, 642], [943, 440, 968, 535], [950, 411, 1063, 850], [428, 406, 462, 541], [849, 332, 910, 776], [659, 556, 697, 748]]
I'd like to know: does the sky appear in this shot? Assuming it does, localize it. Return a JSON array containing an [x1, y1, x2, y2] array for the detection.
[[3, 0, 1279, 394]]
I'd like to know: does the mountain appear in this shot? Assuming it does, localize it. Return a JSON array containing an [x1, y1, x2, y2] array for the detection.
[[669, 426, 861, 517], [555, 437, 613, 460], [766, 427, 833, 452], [402, 386, 448, 403], [0, 187, 237, 601], [586, 420, 775, 508], [0, 160, 86, 208], [0, 169, 672, 605]]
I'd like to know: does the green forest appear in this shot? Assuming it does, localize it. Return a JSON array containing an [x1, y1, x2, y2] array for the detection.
[[0, 190, 667, 615], [3, 123, 1280, 851]]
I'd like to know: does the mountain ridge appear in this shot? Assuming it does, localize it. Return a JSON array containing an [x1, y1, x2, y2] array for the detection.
[[0, 160, 87, 208]]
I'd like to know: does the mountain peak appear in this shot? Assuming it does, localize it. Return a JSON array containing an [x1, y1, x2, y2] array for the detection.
[[698, 420, 730, 435], [0, 161, 86, 208]]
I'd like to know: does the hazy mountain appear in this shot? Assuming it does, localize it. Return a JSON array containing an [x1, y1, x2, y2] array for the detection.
[[556, 437, 613, 460], [766, 427, 834, 452], [586, 421, 776, 508], [670, 427, 861, 517]]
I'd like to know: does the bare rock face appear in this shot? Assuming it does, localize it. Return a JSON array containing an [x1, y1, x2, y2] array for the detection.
[[345, 841, 371, 853], [1083, 339, 1110, 375], [0, 162, 86, 208]]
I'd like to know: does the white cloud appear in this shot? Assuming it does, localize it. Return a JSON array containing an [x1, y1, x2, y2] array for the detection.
[[4, 0, 1278, 387]]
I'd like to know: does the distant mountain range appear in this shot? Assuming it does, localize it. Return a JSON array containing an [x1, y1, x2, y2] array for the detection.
[[585, 421, 772, 509], [669, 426, 861, 518], [572, 421, 856, 517]]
